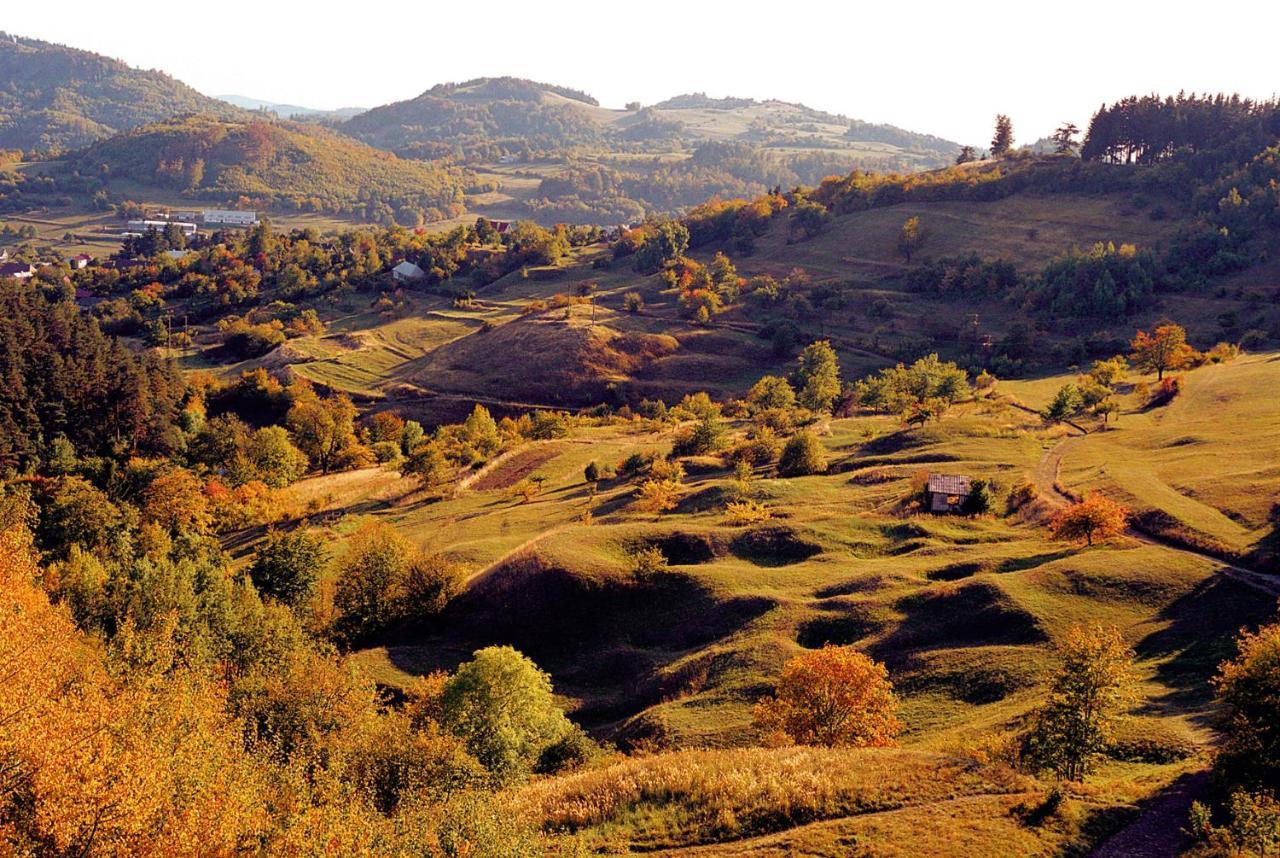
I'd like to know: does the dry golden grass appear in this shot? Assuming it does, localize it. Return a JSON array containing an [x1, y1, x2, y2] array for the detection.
[[518, 746, 1033, 851]]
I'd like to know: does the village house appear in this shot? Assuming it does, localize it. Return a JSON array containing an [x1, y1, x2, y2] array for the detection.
[[0, 261, 35, 281], [926, 474, 971, 514], [391, 261, 426, 283], [480, 218, 512, 235], [67, 253, 92, 270]]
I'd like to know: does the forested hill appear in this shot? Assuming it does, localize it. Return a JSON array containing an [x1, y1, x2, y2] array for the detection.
[[73, 115, 470, 223], [341, 77, 961, 166], [0, 33, 244, 153]]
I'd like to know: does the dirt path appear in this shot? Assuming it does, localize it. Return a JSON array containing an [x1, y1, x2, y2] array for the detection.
[[1090, 770, 1210, 858], [1034, 437, 1280, 597], [662, 791, 1041, 855]]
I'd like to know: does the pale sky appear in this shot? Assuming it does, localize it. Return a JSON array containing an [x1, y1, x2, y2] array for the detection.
[[7, 0, 1279, 146]]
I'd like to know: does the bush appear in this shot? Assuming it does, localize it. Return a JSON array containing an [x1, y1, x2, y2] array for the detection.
[[629, 544, 669, 578], [777, 432, 827, 477]]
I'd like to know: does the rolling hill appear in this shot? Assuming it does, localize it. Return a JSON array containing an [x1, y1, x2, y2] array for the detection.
[[0, 33, 244, 152], [70, 114, 470, 221], [341, 77, 963, 223]]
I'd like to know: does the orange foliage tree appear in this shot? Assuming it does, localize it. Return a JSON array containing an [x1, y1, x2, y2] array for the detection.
[[753, 645, 901, 747], [1130, 323, 1194, 380], [1050, 492, 1130, 546]]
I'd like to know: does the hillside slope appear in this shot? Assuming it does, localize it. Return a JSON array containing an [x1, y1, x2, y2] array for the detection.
[[0, 33, 243, 152], [71, 115, 469, 219]]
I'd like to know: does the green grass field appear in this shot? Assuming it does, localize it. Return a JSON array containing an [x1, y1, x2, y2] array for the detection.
[[250, 354, 1280, 853]]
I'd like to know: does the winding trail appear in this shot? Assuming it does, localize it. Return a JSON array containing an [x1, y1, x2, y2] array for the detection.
[[1033, 435, 1280, 598]]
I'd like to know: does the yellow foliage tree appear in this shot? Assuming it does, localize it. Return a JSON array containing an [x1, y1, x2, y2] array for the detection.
[[753, 645, 901, 747]]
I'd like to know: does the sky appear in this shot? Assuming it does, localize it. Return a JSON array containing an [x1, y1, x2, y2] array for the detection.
[[6, 0, 1279, 145]]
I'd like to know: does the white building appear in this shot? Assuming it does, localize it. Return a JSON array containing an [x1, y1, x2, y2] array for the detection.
[[125, 219, 198, 237], [202, 210, 259, 227], [391, 261, 425, 283]]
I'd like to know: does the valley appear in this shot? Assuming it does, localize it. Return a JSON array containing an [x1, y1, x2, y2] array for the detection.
[[2, 19, 1279, 858]]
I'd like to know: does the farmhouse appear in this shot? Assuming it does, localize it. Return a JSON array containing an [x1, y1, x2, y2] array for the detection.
[[480, 218, 512, 235], [0, 262, 35, 281], [926, 473, 971, 514], [392, 261, 426, 283], [67, 253, 92, 270]]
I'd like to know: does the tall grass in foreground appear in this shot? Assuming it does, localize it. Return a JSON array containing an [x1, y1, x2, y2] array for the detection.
[[517, 746, 1032, 848]]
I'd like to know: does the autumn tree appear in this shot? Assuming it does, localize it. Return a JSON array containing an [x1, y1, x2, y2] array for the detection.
[[746, 375, 797, 412], [1130, 323, 1195, 380], [332, 522, 418, 640], [1213, 619, 1280, 795], [897, 216, 925, 262], [1021, 624, 1135, 781], [287, 394, 363, 474], [991, 114, 1015, 156], [753, 645, 901, 747], [401, 439, 451, 490], [792, 340, 842, 412], [955, 145, 977, 165], [1050, 492, 1130, 546], [144, 468, 213, 536]]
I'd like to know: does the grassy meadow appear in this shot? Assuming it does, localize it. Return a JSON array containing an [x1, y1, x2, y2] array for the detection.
[[240, 352, 1280, 853]]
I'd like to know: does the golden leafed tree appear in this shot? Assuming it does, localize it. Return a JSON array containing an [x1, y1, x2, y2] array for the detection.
[[1050, 492, 1130, 546], [1130, 323, 1194, 381], [754, 645, 901, 747], [1021, 624, 1135, 782]]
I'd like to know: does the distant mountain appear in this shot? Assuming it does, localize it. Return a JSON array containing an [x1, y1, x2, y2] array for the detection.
[[216, 94, 366, 122], [0, 33, 244, 152], [73, 115, 469, 223]]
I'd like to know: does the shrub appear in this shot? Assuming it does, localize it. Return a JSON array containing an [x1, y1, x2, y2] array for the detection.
[[629, 544, 668, 578], [777, 432, 827, 477], [623, 291, 644, 313], [1147, 375, 1183, 407], [726, 499, 772, 526], [962, 479, 996, 516]]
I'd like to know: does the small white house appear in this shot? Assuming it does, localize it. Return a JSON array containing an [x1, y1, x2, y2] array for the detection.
[[0, 262, 36, 281], [68, 253, 92, 270], [392, 261, 426, 283]]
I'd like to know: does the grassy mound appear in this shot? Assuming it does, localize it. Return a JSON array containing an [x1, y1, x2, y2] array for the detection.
[[410, 312, 678, 405]]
